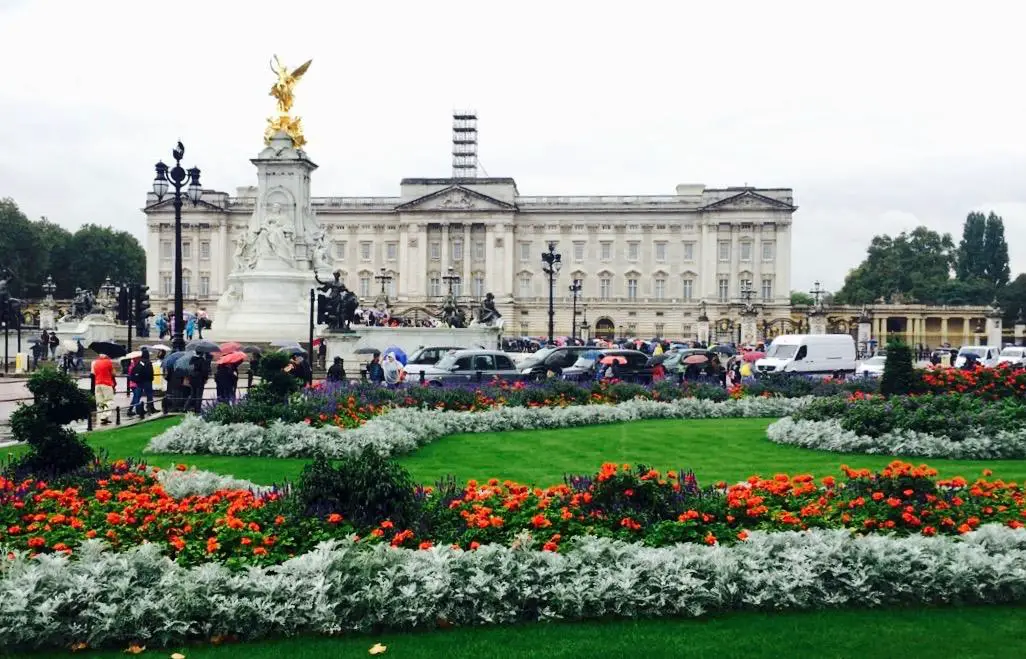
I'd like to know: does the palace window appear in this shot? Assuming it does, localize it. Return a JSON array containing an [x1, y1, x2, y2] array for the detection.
[[739, 278, 753, 296], [682, 278, 694, 301], [519, 274, 532, 297], [761, 278, 773, 301], [199, 241, 210, 260], [740, 241, 752, 262], [335, 241, 347, 260], [359, 276, 371, 298], [182, 274, 191, 297], [520, 322, 530, 335], [473, 275, 486, 298], [762, 242, 775, 262], [473, 240, 485, 260], [654, 323, 665, 337], [600, 242, 612, 261], [600, 277, 611, 300], [718, 241, 730, 262], [573, 242, 585, 262], [627, 278, 638, 300], [198, 275, 210, 297], [161, 274, 172, 296], [429, 277, 441, 297], [682, 242, 695, 261], [452, 239, 463, 261], [181, 242, 192, 259], [520, 242, 532, 262], [718, 278, 729, 302], [654, 242, 667, 262], [429, 241, 441, 260], [386, 242, 398, 261], [160, 241, 172, 260], [654, 278, 666, 300], [627, 243, 640, 261], [387, 279, 397, 298], [360, 242, 372, 261], [451, 279, 462, 297]]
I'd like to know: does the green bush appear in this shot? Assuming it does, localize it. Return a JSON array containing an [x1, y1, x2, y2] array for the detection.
[[880, 340, 916, 396], [291, 452, 420, 529], [8, 367, 94, 475], [248, 351, 301, 405]]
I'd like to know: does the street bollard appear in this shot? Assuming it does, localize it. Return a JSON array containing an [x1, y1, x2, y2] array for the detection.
[[115, 406, 121, 426], [419, 370, 426, 384], [475, 370, 483, 383]]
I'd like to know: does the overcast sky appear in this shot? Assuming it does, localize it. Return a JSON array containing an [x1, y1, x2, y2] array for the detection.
[[1, 0, 1024, 292]]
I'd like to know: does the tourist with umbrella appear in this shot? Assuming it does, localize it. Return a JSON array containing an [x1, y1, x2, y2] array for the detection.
[[326, 356, 346, 383], [382, 353, 404, 388], [127, 347, 156, 417], [599, 354, 627, 380], [215, 352, 245, 403], [185, 339, 220, 353], [383, 346, 407, 366]]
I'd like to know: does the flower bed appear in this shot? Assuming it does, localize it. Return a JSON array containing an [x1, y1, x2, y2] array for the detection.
[[767, 417, 1026, 459], [920, 363, 1026, 399], [150, 396, 812, 459], [3, 526, 1026, 651], [203, 376, 877, 429], [4, 458, 1025, 569]]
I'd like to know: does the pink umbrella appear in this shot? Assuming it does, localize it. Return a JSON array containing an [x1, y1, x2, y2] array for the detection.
[[217, 351, 247, 366], [743, 351, 766, 362], [219, 341, 243, 354]]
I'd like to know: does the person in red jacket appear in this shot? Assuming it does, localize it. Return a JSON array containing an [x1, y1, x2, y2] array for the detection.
[[91, 353, 116, 426]]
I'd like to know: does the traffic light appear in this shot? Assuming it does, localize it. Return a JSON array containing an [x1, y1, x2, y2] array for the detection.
[[117, 285, 130, 323], [135, 284, 152, 336], [316, 293, 330, 325]]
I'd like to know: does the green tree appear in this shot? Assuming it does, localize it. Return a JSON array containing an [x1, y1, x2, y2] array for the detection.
[[998, 274, 1026, 325], [834, 227, 955, 305], [0, 198, 44, 296], [956, 211, 987, 281], [879, 339, 916, 397], [30, 217, 74, 297], [982, 212, 1010, 288], [790, 291, 814, 306], [8, 367, 94, 475], [66, 224, 146, 293]]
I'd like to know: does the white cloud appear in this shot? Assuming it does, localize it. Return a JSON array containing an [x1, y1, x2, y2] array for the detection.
[[1, 0, 1024, 291]]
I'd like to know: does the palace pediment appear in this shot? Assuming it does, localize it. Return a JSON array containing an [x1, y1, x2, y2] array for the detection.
[[143, 197, 227, 213], [701, 190, 797, 212], [395, 185, 516, 213]]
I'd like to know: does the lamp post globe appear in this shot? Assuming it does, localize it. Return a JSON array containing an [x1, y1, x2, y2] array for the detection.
[[152, 142, 202, 353]]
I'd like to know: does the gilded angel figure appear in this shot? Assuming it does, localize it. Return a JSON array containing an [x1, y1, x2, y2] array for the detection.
[[269, 56, 312, 114]]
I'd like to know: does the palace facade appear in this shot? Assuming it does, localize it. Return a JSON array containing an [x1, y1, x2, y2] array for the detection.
[[143, 177, 796, 340]]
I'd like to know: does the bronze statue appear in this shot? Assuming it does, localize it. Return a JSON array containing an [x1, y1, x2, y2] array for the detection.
[[0, 266, 19, 325], [68, 287, 95, 319], [476, 292, 502, 326], [265, 55, 312, 147], [315, 270, 359, 331], [440, 292, 467, 328]]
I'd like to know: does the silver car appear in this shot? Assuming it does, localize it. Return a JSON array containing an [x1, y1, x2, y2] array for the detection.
[[418, 349, 523, 386]]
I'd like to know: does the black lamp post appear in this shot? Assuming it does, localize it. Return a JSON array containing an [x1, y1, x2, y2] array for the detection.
[[540, 242, 562, 345], [569, 278, 582, 342], [152, 142, 202, 353], [580, 305, 590, 342], [442, 266, 461, 297], [375, 267, 393, 302]]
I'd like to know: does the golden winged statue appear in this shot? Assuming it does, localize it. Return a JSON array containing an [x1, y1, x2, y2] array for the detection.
[[265, 55, 313, 148]]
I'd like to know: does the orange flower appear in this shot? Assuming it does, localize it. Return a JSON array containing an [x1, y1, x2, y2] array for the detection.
[[327, 513, 343, 524]]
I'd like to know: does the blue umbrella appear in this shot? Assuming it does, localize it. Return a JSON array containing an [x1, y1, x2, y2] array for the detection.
[[162, 351, 187, 373], [383, 346, 407, 366]]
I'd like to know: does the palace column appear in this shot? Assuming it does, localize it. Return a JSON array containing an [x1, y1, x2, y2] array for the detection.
[[963, 316, 971, 345], [463, 223, 472, 295], [440, 223, 450, 280], [398, 224, 410, 300], [941, 317, 949, 345], [502, 223, 515, 299], [218, 218, 229, 296]]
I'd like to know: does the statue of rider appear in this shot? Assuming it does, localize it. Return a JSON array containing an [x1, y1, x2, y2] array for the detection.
[[315, 270, 358, 330], [476, 292, 502, 326]]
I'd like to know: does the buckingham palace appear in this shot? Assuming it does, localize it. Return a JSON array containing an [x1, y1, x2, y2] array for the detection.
[[143, 112, 795, 341]]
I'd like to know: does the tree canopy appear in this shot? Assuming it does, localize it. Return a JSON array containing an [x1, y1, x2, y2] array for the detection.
[[0, 198, 145, 298]]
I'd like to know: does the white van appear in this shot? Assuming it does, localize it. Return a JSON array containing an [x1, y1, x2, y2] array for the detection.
[[997, 346, 1026, 367], [955, 346, 1001, 368], [755, 334, 857, 377]]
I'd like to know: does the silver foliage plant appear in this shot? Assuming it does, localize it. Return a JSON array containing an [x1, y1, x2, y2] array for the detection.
[[767, 417, 1026, 460], [154, 467, 271, 497], [2, 525, 1026, 650], [147, 397, 813, 459]]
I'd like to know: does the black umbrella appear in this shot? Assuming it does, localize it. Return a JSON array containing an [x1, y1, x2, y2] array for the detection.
[[710, 345, 735, 356], [26, 338, 41, 344], [173, 350, 201, 373], [88, 341, 128, 359], [647, 353, 671, 366], [354, 347, 381, 355], [185, 339, 220, 353], [282, 345, 307, 356], [242, 346, 262, 356]]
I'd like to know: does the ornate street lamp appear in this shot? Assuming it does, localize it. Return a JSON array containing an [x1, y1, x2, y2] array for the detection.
[[152, 141, 202, 353], [540, 242, 562, 345], [374, 267, 393, 304], [41, 275, 56, 302], [442, 266, 460, 297], [568, 279, 582, 343], [579, 305, 590, 342]]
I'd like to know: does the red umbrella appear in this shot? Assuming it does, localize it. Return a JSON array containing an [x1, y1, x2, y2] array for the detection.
[[599, 355, 628, 365], [743, 351, 766, 362], [219, 341, 243, 354], [683, 354, 710, 365], [217, 351, 247, 366]]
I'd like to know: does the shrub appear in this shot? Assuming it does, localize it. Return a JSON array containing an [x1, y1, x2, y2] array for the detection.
[[880, 340, 916, 396], [248, 351, 301, 405], [7, 367, 94, 475], [290, 452, 420, 529]]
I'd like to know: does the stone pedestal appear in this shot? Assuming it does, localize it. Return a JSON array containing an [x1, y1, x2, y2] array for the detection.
[[1015, 322, 1025, 346], [986, 315, 1003, 347], [739, 312, 758, 346], [217, 270, 315, 341], [53, 315, 120, 346], [696, 319, 710, 344], [808, 311, 827, 335], [39, 307, 56, 331]]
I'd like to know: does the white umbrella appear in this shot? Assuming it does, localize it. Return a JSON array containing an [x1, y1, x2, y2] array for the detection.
[[125, 350, 143, 360], [62, 339, 79, 352], [148, 344, 171, 352]]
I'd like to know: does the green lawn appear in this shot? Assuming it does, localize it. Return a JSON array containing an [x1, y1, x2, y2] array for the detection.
[[12, 605, 1026, 658], [12, 415, 1026, 488]]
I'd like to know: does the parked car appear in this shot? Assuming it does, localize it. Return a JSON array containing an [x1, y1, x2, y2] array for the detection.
[[561, 349, 654, 382], [954, 346, 1001, 368], [997, 346, 1026, 367], [519, 346, 595, 381], [755, 334, 857, 377], [403, 346, 466, 380], [856, 354, 886, 378], [417, 349, 522, 386]]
